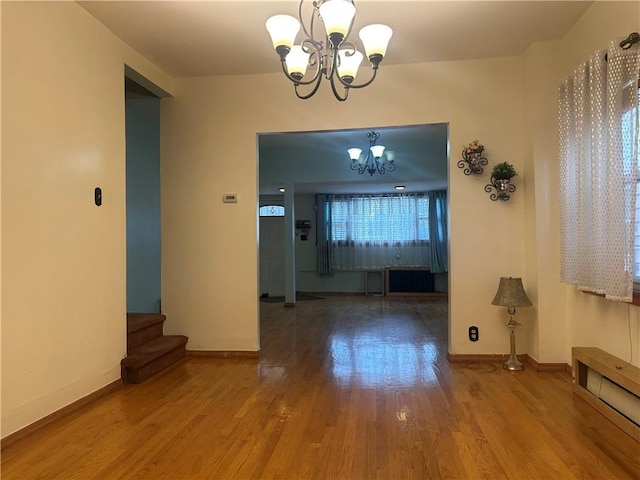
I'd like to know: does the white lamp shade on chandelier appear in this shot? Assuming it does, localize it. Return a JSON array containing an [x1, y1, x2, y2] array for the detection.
[[265, 0, 393, 101], [337, 49, 363, 81], [347, 148, 363, 161], [369, 144, 386, 158], [318, 0, 355, 38], [285, 46, 311, 77], [265, 15, 300, 50], [359, 24, 393, 58]]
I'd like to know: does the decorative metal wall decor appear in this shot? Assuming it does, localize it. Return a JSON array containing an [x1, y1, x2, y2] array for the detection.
[[458, 140, 487, 175], [485, 162, 517, 201]]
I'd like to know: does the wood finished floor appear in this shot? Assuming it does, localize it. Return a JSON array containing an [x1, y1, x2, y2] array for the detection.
[[2, 296, 639, 479]]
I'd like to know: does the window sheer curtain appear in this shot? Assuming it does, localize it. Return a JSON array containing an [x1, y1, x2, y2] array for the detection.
[[330, 194, 429, 271], [559, 40, 640, 301]]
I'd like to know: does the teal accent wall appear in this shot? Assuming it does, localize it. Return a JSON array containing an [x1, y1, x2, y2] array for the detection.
[[126, 97, 161, 313]]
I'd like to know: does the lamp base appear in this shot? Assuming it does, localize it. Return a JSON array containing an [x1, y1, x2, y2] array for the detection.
[[503, 316, 524, 371], [503, 354, 524, 371]]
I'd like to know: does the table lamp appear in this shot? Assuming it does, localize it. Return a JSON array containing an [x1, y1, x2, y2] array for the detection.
[[491, 277, 532, 371]]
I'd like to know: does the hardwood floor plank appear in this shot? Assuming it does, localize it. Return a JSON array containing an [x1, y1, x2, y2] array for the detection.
[[2, 296, 639, 479]]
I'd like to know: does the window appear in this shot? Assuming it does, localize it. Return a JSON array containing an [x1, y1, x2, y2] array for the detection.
[[259, 205, 284, 217], [316, 191, 447, 273], [330, 194, 429, 244], [328, 194, 430, 271]]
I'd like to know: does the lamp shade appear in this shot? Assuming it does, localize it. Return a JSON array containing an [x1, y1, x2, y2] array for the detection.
[[359, 24, 393, 58], [347, 148, 362, 161], [370, 144, 386, 158], [266, 15, 300, 50], [318, 0, 356, 37], [337, 49, 363, 81], [491, 277, 532, 307], [285, 45, 310, 77]]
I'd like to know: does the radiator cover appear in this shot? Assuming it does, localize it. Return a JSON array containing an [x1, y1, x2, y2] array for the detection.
[[386, 268, 434, 294]]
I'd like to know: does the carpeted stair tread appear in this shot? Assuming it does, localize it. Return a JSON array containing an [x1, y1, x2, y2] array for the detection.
[[127, 313, 166, 334], [121, 335, 188, 369]]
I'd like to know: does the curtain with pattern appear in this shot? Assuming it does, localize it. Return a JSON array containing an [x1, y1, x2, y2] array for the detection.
[[558, 40, 640, 301], [329, 194, 430, 271]]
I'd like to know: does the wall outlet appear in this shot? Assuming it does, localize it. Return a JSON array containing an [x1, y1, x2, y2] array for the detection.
[[469, 326, 479, 342]]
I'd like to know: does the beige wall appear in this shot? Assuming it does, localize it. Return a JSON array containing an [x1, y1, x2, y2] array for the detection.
[[1, 2, 174, 437], [522, 41, 566, 363], [3, 0, 639, 440], [161, 0, 640, 366], [161, 56, 529, 355]]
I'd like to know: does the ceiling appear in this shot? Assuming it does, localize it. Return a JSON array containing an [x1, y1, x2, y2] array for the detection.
[[259, 123, 449, 195], [79, 1, 592, 78], [80, 1, 593, 195]]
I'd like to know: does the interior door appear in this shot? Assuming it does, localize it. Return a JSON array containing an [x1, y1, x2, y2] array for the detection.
[[259, 216, 285, 297]]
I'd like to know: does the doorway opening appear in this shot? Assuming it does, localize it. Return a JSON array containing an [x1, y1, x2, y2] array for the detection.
[[124, 69, 164, 313], [257, 123, 450, 352]]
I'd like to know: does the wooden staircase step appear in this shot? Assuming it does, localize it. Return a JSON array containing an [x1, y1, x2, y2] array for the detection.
[[126, 313, 167, 350], [127, 313, 166, 333], [121, 335, 188, 384]]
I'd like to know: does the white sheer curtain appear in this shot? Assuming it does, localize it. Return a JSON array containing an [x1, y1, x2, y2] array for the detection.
[[330, 194, 429, 271], [559, 40, 640, 301]]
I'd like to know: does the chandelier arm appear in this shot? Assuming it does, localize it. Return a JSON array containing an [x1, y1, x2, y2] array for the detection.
[[335, 65, 380, 90], [338, 40, 357, 53], [298, 0, 317, 47], [301, 31, 324, 58], [361, 152, 376, 175], [294, 72, 324, 100], [329, 71, 349, 101], [359, 158, 370, 175], [323, 44, 338, 80], [323, 43, 347, 101], [350, 159, 363, 172]]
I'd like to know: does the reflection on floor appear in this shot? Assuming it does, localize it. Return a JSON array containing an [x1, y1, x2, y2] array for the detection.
[[260, 294, 447, 391], [3, 295, 639, 480]]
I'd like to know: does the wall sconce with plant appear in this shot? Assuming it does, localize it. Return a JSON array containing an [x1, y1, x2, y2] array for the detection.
[[485, 162, 517, 201], [457, 140, 487, 175]]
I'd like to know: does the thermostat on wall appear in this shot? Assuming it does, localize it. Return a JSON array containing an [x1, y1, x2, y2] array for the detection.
[[223, 193, 238, 203]]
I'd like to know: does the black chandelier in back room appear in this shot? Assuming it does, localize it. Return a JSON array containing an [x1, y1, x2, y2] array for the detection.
[[348, 131, 396, 176]]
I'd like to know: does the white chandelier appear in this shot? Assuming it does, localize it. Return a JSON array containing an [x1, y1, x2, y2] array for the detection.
[[265, 0, 393, 101], [348, 131, 396, 176]]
